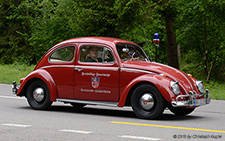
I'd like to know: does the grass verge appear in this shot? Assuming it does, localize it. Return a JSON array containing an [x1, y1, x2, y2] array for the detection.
[[0, 63, 35, 84], [204, 81, 225, 100], [0, 64, 224, 100]]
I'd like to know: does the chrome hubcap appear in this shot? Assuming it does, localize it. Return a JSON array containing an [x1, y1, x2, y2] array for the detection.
[[139, 93, 154, 110], [33, 88, 45, 102]]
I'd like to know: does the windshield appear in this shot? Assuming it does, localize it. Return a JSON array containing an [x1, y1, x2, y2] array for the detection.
[[116, 43, 149, 62]]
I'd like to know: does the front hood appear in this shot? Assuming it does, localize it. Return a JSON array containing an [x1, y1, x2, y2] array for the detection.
[[123, 61, 197, 93]]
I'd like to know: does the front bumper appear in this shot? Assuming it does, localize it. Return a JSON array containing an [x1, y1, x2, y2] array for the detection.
[[12, 81, 20, 94], [171, 89, 210, 107]]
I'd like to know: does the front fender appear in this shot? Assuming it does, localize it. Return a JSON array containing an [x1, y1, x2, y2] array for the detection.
[[17, 69, 57, 102], [118, 74, 176, 107]]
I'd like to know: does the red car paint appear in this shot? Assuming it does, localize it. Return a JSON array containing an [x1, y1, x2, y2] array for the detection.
[[13, 37, 210, 119]]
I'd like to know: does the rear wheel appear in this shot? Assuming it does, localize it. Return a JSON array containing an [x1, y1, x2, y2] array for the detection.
[[168, 106, 195, 116], [27, 80, 52, 110], [131, 84, 165, 119]]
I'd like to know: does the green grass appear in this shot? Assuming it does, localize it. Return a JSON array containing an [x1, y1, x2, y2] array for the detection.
[[0, 63, 35, 84], [204, 81, 225, 100], [0, 64, 224, 100]]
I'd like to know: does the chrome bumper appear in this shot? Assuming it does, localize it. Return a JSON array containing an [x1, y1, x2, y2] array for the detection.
[[171, 89, 210, 107], [12, 81, 20, 94]]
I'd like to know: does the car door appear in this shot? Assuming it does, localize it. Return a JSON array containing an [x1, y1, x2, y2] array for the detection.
[[74, 43, 120, 102], [46, 44, 76, 99]]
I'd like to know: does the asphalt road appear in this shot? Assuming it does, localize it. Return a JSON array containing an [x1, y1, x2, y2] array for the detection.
[[0, 83, 224, 141]]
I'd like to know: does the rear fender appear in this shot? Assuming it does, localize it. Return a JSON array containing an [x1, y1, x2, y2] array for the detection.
[[118, 74, 175, 107], [17, 69, 57, 102]]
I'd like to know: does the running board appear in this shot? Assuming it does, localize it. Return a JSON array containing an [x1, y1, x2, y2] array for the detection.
[[56, 98, 118, 107]]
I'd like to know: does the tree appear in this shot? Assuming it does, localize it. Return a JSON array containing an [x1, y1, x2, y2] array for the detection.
[[176, 0, 225, 82], [164, 0, 179, 69], [0, 0, 30, 64]]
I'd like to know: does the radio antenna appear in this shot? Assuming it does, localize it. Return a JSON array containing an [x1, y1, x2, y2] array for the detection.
[[142, 25, 152, 61]]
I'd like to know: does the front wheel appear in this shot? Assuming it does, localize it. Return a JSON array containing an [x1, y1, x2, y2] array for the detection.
[[27, 80, 52, 110], [131, 84, 165, 119]]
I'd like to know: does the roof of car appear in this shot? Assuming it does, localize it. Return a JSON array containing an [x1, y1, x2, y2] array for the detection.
[[55, 37, 135, 47], [35, 37, 138, 70]]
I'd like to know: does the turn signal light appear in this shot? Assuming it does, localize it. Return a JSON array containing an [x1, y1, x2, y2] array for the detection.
[[159, 74, 166, 77]]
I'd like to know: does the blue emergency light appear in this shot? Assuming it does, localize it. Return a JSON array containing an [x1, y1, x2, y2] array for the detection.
[[153, 33, 160, 45], [154, 33, 159, 39]]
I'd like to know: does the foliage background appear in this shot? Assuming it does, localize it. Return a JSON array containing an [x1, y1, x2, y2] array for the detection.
[[0, 0, 224, 83]]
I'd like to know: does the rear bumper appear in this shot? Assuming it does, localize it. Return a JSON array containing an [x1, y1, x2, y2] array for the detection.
[[171, 89, 210, 107], [12, 81, 20, 94]]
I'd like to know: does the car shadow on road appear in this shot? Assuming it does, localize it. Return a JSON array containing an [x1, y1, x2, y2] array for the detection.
[[48, 105, 137, 119], [158, 113, 204, 121], [22, 105, 205, 121]]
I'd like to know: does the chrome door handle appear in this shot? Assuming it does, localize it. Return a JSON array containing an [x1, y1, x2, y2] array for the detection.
[[74, 68, 83, 72]]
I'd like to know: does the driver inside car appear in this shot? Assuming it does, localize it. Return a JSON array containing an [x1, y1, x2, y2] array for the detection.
[[85, 47, 102, 62]]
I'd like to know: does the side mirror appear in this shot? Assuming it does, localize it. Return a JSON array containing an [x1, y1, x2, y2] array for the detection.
[[122, 48, 129, 52]]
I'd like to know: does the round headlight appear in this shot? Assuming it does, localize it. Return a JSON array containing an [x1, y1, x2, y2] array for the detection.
[[170, 81, 180, 95], [196, 80, 204, 93]]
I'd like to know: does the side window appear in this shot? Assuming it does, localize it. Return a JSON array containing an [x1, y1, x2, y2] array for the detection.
[[79, 46, 114, 63], [49, 46, 75, 62]]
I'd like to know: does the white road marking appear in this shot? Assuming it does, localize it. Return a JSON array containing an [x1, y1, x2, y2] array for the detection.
[[1, 123, 31, 128], [58, 129, 92, 134], [0, 95, 25, 99], [119, 135, 162, 141]]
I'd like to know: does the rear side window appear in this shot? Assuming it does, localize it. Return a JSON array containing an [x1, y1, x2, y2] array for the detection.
[[49, 46, 75, 62]]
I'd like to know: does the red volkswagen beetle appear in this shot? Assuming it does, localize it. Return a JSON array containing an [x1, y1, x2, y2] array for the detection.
[[12, 37, 210, 119]]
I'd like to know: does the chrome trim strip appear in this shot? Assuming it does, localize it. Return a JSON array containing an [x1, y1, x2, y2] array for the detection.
[[41, 65, 74, 69], [121, 68, 152, 74], [56, 98, 118, 107], [41, 65, 119, 71], [179, 70, 193, 90], [75, 65, 119, 71]]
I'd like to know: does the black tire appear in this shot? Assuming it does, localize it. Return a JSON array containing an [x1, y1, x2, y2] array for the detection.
[[168, 106, 195, 116], [70, 103, 86, 109], [27, 80, 52, 110], [131, 84, 165, 119]]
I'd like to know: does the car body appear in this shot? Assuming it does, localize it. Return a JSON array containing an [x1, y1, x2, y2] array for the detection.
[[12, 37, 210, 119]]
